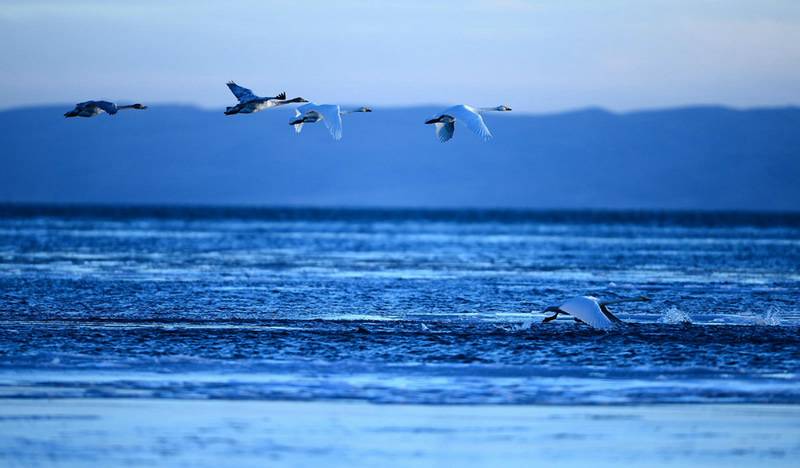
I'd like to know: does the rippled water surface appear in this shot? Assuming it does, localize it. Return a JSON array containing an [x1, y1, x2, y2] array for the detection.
[[1, 206, 798, 404]]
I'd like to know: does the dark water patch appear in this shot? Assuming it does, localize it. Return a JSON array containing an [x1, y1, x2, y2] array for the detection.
[[0, 319, 798, 404], [2, 203, 800, 227]]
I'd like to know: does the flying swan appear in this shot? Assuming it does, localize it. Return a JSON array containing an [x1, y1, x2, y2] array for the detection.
[[425, 105, 511, 142], [224, 81, 307, 115], [64, 101, 147, 118], [542, 296, 651, 330], [289, 103, 372, 140]]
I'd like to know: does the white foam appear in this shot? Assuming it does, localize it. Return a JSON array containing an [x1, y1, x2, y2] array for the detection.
[[658, 307, 692, 325]]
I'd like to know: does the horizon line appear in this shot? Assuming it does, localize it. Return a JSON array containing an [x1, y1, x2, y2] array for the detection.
[[3, 102, 800, 116], [2, 201, 799, 219]]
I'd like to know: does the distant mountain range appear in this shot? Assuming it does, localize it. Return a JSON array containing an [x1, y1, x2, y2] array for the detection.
[[1, 104, 798, 211]]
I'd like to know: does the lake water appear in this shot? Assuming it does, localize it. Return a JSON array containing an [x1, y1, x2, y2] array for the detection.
[[1, 205, 798, 406]]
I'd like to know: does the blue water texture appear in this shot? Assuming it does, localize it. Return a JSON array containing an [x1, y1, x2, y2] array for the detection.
[[1, 205, 798, 404]]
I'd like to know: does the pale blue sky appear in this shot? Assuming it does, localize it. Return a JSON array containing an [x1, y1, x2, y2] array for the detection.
[[1, 0, 799, 112]]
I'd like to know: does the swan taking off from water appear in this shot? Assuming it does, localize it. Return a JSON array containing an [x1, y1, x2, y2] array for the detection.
[[64, 101, 147, 118], [542, 296, 650, 330], [224, 81, 307, 115], [289, 103, 372, 140], [425, 105, 511, 142]]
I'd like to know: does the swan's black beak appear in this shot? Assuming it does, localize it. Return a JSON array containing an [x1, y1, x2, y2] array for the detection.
[[425, 118, 438, 125]]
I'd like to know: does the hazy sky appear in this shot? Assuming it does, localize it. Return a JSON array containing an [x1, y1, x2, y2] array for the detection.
[[1, 0, 799, 112]]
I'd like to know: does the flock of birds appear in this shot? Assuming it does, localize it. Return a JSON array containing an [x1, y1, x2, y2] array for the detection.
[[64, 81, 512, 143], [65, 83, 652, 330]]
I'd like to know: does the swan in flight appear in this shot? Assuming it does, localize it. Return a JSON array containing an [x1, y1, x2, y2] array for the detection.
[[64, 101, 147, 118], [289, 103, 372, 140], [425, 105, 511, 142], [224, 81, 307, 115], [542, 296, 650, 330]]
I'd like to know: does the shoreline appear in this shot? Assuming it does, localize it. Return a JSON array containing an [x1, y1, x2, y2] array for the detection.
[[1, 399, 798, 467]]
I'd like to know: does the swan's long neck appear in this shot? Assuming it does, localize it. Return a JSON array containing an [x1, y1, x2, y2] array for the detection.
[[478, 107, 501, 112], [600, 296, 650, 306], [118, 104, 144, 111], [341, 108, 370, 115]]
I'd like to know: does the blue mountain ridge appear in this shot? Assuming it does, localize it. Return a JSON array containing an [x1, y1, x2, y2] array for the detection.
[[1, 105, 798, 210]]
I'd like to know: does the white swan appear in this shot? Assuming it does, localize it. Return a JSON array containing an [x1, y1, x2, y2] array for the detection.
[[425, 105, 511, 142], [64, 101, 147, 118], [542, 296, 650, 330], [224, 81, 308, 115], [289, 103, 372, 140]]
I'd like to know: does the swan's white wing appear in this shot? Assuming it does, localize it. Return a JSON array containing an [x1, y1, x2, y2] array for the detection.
[[316, 104, 343, 140], [94, 101, 118, 115], [560, 296, 615, 330], [435, 122, 454, 142], [447, 105, 492, 140], [226, 81, 259, 103], [296, 103, 314, 114]]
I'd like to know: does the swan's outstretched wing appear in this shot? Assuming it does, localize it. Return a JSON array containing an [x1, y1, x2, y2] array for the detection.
[[296, 103, 314, 114], [448, 105, 492, 140], [560, 296, 615, 330], [316, 104, 343, 140], [94, 101, 118, 115], [435, 122, 455, 142], [226, 81, 259, 103]]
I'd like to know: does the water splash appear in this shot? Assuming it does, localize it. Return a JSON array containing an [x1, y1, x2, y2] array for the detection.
[[501, 320, 534, 332], [658, 307, 692, 325], [754, 306, 782, 326], [516, 319, 535, 331]]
